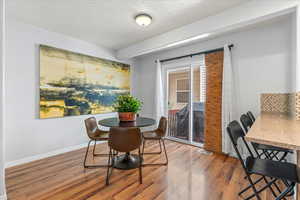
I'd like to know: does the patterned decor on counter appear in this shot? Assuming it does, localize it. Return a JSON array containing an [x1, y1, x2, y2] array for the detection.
[[260, 93, 294, 114]]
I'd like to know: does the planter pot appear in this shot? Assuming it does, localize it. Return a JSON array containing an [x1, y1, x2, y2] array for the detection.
[[118, 112, 137, 122]]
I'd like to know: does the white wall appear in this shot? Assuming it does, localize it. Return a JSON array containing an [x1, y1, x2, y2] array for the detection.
[[133, 15, 292, 119], [0, 0, 5, 198], [5, 19, 133, 164]]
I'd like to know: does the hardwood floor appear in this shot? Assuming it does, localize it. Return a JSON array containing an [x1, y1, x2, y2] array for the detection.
[[5, 140, 291, 200]]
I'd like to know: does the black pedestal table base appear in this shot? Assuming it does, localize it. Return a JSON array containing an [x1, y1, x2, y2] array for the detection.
[[113, 153, 143, 170]]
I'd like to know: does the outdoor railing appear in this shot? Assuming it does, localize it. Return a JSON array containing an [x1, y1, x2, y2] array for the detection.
[[167, 109, 204, 143], [168, 109, 180, 138]]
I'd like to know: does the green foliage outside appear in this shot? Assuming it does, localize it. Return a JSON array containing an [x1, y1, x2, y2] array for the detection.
[[113, 95, 142, 113]]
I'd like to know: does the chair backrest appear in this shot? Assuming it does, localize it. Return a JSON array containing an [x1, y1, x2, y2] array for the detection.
[[84, 117, 99, 139], [240, 114, 253, 133], [156, 117, 168, 137], [227, 120, 254, 169], [247, 111, 255, 122], [108, 127, 142, 152]]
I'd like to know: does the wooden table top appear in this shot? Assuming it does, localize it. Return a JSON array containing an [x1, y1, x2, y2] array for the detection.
[[245, 112, 300, 151]]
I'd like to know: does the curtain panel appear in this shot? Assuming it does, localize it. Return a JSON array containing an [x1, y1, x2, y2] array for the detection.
[[154, 60, 165, 122]]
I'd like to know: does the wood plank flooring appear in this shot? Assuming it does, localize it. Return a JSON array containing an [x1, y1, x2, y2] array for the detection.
[[5, 140, 291, 200]]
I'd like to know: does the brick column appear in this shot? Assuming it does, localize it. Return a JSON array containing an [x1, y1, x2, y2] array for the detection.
[[204, 51, 224, 153]]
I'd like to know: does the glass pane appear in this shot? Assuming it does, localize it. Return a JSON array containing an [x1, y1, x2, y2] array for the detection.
[[167, 68, 190, 142], [177, 92, 189, 103], [192, 65, 205, 144]]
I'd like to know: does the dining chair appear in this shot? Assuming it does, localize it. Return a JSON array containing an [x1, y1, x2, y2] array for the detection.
[[83, 117, 110, 168], [141, 116, 168, 166], [227, 120, 298, 200], [106, 127, 143, 185], [240, 114, 292, 161]]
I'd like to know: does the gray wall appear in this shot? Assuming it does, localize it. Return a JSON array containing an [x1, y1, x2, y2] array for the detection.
[[5, 19, 132, 164], [0, 0, 5, 198], [133, 15, 293, 119]]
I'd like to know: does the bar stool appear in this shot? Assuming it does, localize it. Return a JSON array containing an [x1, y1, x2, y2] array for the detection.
[[240, 114, 292, 161], [227, 120, 298, 200], [247, 111, 256, 122]]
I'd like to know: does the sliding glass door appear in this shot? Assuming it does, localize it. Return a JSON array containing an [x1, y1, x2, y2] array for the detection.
[[167, 68, 190, 142], [164, 57, 205, 147]]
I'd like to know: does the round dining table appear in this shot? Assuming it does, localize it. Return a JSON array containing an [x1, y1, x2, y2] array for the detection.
[[98, 117, 156, 170]]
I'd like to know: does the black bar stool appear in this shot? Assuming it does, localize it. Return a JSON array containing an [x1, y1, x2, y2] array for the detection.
[[240, 114, 292, 161], [227, 120, 298, 200], [247, 111, 256, 122], [227, 121, 299, 200]]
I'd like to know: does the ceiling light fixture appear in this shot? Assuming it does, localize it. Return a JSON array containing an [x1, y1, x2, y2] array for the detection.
[[135, 14, 152, 27]]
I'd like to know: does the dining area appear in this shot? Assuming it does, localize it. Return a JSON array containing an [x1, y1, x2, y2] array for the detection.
[[82, 95, 169, 185]]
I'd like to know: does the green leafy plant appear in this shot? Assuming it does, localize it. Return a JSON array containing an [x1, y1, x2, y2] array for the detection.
[[113, 95, 142, 113]]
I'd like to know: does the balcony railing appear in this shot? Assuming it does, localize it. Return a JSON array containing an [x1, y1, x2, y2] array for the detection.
[[167, 109, 204, 143], [168, 109, 188, 140]]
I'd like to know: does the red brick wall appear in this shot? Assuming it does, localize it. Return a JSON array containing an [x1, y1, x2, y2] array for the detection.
[[204, 51, 224, 153]]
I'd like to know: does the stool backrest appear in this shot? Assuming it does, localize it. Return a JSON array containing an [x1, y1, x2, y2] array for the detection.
[[247, 111, 255, 122], [108, 127, 142, 152], [240, 114, 253, 133], [227, 120, 254, 169]]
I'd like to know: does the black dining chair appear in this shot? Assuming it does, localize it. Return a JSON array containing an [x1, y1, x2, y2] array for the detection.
[[240, 114, 292, 161], [227, 120, 298, 200]]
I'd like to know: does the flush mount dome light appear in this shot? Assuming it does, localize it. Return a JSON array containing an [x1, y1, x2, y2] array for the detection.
[[135, 14, 152, 27]]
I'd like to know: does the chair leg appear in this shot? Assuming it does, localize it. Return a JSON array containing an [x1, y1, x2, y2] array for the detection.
[[239, 176, 265, 196], [92, 140, 114, 157], [162, 139, 168, 165], [84, 140, 92, 168], [262, 176, 277, 198], [262, 149, 271, 160], [142, 139, 146, 155], [142, 139, 162, 155], [275, 182, 295, 200], [245, 175, 262, 200], [84, 140, 110, 168], [279, 152, 288, 162], [139, 148, 143, 184], [106, 148, 112, 186], [142, 138, 168, 166], [93, 140, 97, 157], [245, 179, 277, 200]]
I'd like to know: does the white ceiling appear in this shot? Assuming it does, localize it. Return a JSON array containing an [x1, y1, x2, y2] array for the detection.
[[7, 0, 248, 50]]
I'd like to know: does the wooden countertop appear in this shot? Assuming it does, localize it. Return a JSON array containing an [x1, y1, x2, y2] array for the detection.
[[245, 112, 300, 150]]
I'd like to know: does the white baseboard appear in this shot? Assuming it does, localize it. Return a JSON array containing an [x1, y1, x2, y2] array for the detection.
[[5, 141, 107, 168]]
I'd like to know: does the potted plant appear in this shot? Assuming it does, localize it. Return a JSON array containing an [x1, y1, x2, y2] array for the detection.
[[113, 95, 142, 122]]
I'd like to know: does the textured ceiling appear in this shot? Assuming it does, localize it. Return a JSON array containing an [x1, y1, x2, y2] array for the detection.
[[7, 0, 248, 50]]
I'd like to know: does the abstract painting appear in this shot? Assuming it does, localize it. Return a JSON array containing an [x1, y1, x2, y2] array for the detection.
[[39, 45, 130, 119]]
